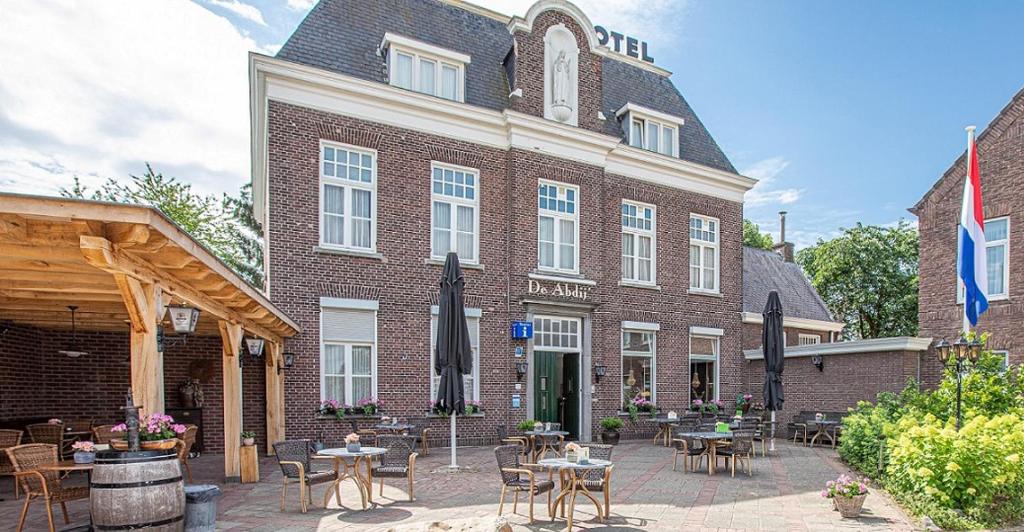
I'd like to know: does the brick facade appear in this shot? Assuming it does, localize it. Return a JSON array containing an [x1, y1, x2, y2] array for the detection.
[[915, 89, 1024, 385], [741, 323, 830, 351], [0, 325, 267, 452]]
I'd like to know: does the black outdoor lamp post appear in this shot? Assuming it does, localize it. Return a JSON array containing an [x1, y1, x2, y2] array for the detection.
[[935, 336, 982, 430]]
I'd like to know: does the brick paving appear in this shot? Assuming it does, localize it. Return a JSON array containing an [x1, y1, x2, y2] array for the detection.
[[0, 441, 915, 531]]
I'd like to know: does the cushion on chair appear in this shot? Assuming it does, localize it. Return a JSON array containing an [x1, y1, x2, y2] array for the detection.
[[581, 479, 606, 491], [509, 479, 555, 494], [372, 465, 410, 478], [305, 470, 338, 485]]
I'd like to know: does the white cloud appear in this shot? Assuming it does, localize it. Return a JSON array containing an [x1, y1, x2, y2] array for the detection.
[[286, 0, 316, 11], [0, 0, 261, 198], [743, 156, 803, 207], [205, 0, 267, 26]]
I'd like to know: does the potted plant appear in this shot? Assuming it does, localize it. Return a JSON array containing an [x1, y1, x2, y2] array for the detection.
[[821, 474, 869, 518], [564, 442, 581, 463], [345, 433, 361, 453], [357, 397, 382, 416], [72, 441, 96, 464], [516, 419, 537, 432], [241, 431, 256, 446], [738, 394, 754, 415], [111, 413, 187, 451], [599, 416, 624, 445], [465, 400, 482, 415]]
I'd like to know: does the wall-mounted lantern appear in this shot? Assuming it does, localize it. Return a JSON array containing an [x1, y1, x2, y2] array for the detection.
[[167, 305, 200, 335], [515, 361, 529, 381], [811, 355, 824, 372], [278, 352, 296, 375], [594, 364, 608, 383]]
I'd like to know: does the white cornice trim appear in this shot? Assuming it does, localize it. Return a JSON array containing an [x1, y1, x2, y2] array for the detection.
[[622, 321, 660, 331], [440, 0, 512, 23], [249, 54, 754, 224], [615, 102, 685, 127], [690, 326, 724, 337], [743, 336, 934, 360], [506, 0, 672, 77], [320, 297, 379, 311], [381, 33, 472, 64], [741, 312, 845, 332]]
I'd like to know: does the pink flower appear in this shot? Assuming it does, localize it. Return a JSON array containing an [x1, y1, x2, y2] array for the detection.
[[171, 424, 187, 435], [111, 423, 127, 432], [48, 418, 62, 425]]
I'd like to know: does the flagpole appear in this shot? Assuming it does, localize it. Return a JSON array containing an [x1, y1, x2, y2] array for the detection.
[[963, 125, 976, 338]]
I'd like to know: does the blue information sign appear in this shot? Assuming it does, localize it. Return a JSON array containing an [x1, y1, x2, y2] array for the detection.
[[511, 320, 533, 339]]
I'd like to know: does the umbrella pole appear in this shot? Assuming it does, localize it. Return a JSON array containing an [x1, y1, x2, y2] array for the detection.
[[450, 414, 457, 468], [770, 411, 777, 452]]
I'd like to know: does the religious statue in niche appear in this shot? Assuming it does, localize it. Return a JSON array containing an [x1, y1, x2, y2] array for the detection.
[[543, 24, 579, 126], [550, 50, 572, 120]]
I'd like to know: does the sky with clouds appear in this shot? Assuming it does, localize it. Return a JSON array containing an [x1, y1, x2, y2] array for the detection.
[[1, 0, 1022, 248]]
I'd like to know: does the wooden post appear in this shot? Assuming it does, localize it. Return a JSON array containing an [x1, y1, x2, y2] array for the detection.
[[265, 341, 285, 455], [117, 276, 164, 416], [220, 321, 243, 481]]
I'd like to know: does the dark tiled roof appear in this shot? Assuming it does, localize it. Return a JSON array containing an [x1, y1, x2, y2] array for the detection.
[[277, 0, 736, 173], [743, 246, 833, 322], [601, 59, 735, 173]]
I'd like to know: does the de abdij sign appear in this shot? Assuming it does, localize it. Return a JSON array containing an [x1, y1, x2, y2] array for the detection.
[[594, 26, 654, 64]]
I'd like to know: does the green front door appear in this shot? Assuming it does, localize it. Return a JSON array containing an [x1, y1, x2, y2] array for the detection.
[[561, 353, 580, 440], [533, 350, 580, 440]]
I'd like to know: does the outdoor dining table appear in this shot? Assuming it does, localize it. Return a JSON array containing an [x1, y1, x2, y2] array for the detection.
[[523, 430, 569, 461], [317, 446, 387, 509], [537, 457, 612, 532], [676, 431, 735, 476], [647, 417, 681, 447], [374, 423, 415, 433], [808, 420, 841, 448]]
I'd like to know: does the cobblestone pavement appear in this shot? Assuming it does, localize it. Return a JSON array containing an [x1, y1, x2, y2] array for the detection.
[[0, 441, 916, 531]]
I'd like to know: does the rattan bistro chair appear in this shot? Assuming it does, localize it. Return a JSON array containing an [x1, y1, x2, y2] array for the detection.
[[26, 424, 71, 459], [0, 429, 23, 498], [496, 425, 529, 458], [6, 444, 89, 532], [272, 440, 342, 513], [716, 430, 756, 477], [579, 443, 614, 519], [495, 444, 554, 524], [91, 425, 117, 445], [174, 426, 199, 483], [406, 417, 431, 456], [672, 433, 708, 473], [373, 435, 418, 501]]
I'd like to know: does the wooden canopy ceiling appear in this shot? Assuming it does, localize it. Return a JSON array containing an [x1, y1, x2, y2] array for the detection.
[[0, 193, 299, 343]]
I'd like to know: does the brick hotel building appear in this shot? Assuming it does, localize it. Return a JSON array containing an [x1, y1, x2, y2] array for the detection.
[[250, 0, 758, 443]]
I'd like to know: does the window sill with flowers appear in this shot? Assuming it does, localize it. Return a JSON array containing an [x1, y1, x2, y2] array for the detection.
[[316, 398, 385, 420], [426, 399, 485, 418]]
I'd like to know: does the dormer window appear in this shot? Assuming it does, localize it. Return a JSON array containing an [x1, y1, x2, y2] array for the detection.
[[382, 33, 470, 102], [616, 103, 684, 158]]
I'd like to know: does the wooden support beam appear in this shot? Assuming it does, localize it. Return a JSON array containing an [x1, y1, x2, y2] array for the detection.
[[265, 341, 285, 455], [115, 274, 151, 334], [219, 320, 243, 480], [128, 283, 163, 416]]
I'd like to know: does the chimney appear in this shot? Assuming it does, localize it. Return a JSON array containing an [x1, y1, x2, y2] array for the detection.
[[773, 211, 795, 263]]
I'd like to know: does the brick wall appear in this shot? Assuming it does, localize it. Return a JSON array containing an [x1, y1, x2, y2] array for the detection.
[[916, 92, 1024, 385], [0, 324, 266, 452]]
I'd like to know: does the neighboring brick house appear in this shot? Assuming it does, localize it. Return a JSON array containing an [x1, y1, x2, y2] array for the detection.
[[912, 87, 1024, 386], [250, 0, 757, 443]]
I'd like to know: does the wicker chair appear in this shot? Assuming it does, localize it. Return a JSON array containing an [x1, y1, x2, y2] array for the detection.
[[672, 434, 708, 473], [272, 440, 342, 513], [62, 419, 93, 433], [176, 426, 199, 483], [91, 425, 117, 445], [494, 444, 553, 524], [740, 416, 768, 456], [579, 443, 614, 519], [347, 420, 377, 447], [716, 430, 756, 477], [0, 429, 23, 499], [26, 424, 71, 460], [406, 417, 431, 456], [373, 434, 418, 501], [6, 443, 89, 532]]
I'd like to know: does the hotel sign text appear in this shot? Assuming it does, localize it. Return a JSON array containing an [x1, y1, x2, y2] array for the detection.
[[528, 279, 592, 301], [594, 26, 654, 64]]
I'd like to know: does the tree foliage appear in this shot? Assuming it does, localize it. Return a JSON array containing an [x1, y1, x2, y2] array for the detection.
[[61, 165, 264, 289], [796, 222, 918, 339], [742, 219, 774, 250]]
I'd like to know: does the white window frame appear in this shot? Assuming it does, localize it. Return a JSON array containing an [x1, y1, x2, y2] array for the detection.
[[689, 334, 720, 403], [537, 179, 580, 275], [430, 307, 481, 402], [798, 333, 821, 346], [319, 304, 378, 406], [621, 200, 657, 285], [430, 162, 480, 264], [615, 103, 683, 158], [958, 216, 1010, 303], [993, 350, 1010, 372], [621, 329, 656, 406], [383, 33, 469, 102], [532, 315, 582, 352], [318, 140, 377, 252], [689, 214, 720, 294]]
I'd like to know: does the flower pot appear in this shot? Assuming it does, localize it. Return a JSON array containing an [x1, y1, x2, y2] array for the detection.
[[600, 431, 620, 445], [110, 439, 178, 451], [834, 494, 867, 518], [74, 451, 96, 464], [741, 404, 751, 415], [346, 443, 361, 453], [242, 438, 255, 447]]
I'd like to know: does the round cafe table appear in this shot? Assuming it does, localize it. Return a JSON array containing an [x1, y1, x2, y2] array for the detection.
[[317, 446, 387, 508], [523, 430, 569, 461], [676, 431, 735, 476], [808, 420, 840, 448], [646, 417, 681, 446], [374, 423, 415, 434], [537, 457, 612, 531]]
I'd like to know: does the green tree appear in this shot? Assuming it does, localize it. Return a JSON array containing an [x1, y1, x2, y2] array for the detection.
[[796, 222, 918, 339], [743, 219, 774, 249], [61, 165, 264, 289]]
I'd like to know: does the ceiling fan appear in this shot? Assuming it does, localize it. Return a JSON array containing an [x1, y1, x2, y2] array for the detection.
[[58, 305, 88, 358]]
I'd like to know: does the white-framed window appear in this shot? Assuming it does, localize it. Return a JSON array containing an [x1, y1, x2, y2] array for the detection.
[[629, 116, 677, 157], [320, 141, 376, 251], [430, 310, 481, 402], [689, 335, 719, 403], [384, 33, 468, 102], [958, 216, 1011, 302], [321, 306, 377, 405], [430, 162, 479, 263], [532, 316, 580, 351], [798, 334, 821, 346], [689, 215, 719, 293], [538, 180, 579, 274], [621, 329, 656, 406], [621, 201, 656, 284], [993, 350, 1010, 373]]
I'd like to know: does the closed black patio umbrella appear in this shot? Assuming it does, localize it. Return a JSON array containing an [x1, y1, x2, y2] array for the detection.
[[762, 290, 785, 452], [434, 252, 473, 469]]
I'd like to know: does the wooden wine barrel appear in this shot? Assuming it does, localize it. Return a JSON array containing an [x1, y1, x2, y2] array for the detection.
[[90, 450, 185, 531]]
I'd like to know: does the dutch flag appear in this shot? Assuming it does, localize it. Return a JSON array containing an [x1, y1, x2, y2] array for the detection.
[[958, 126, 988, 331]]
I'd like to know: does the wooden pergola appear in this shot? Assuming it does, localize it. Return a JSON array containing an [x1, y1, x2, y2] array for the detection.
[[0, 193, 299, 478]]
